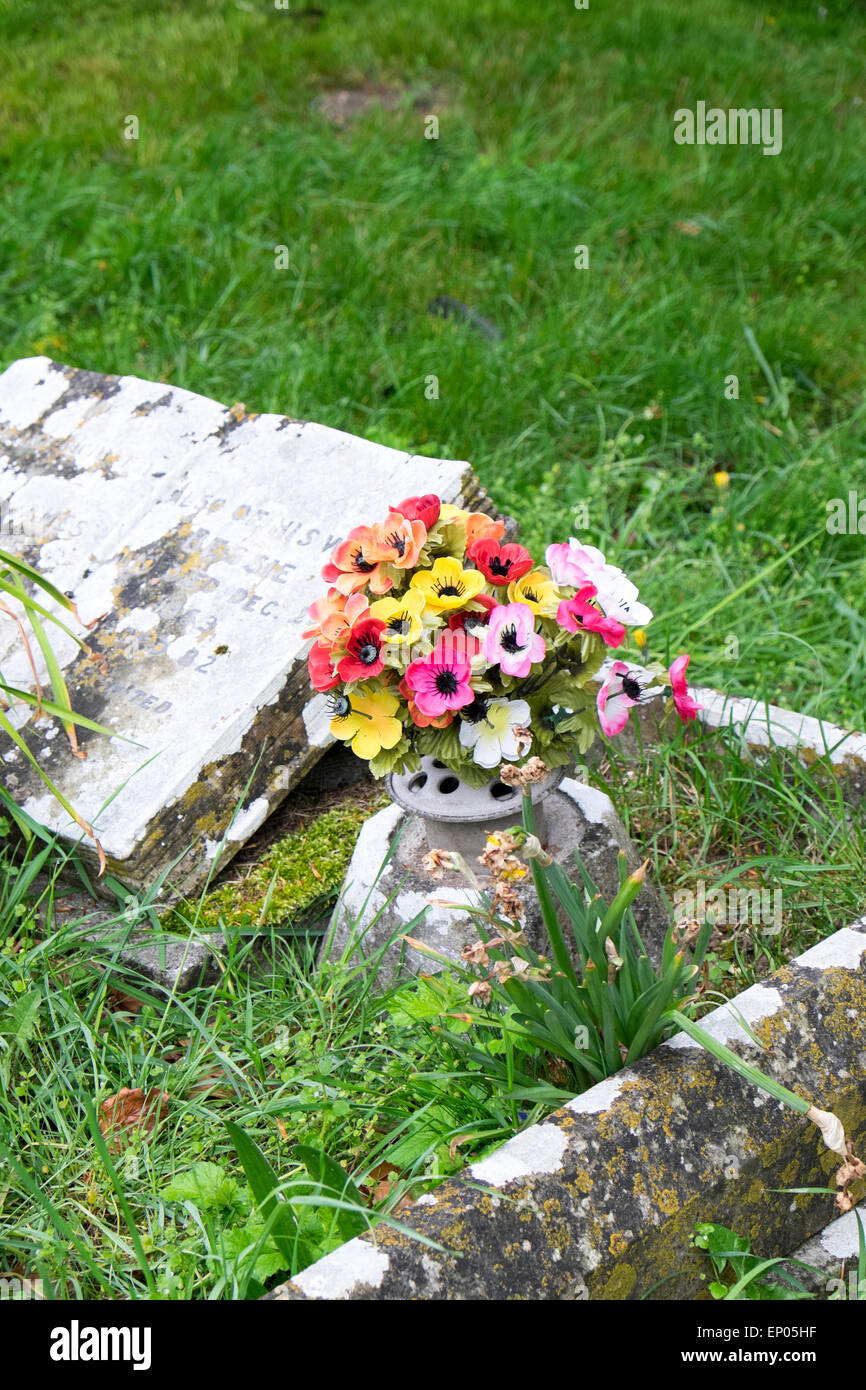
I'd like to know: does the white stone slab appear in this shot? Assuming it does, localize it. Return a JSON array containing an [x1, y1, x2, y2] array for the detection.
[[0, 357, 489, 893]]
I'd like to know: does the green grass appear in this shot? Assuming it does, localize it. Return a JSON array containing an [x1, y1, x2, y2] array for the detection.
[[596, 723, 866, 996], [1, 0, 865, 1298], [0, 825, 553, 1298], [1, 0, 865, 728]]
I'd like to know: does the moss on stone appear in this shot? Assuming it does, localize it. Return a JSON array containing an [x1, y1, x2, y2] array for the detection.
[[163, 789, 389, 934]]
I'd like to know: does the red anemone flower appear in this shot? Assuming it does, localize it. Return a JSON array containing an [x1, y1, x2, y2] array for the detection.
[[391, 494, 441, 531], [447, 591, 498, 634], [308, 640, 340, 692], [468, 539, 534, 587], [337, 618, 387, 683]]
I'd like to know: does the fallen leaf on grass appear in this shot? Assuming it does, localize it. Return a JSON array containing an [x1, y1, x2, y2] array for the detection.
[[187, 1069, 235, 1100], [104, 989, 144, 1015], [448, 1133, 482, 1162], [360, 1162, 414, 1212], [98, 1087, 170, 1154]]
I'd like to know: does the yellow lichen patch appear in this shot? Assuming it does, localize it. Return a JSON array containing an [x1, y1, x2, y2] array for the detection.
[[593, 1261, 636, 1300], [653, 1187, 680, 1217]]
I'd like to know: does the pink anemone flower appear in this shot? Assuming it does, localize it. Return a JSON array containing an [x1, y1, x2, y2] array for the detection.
[[545, 539, 610, 588], [556, 584, 626, 648], [669, 654, 702, 722], [596, 661, 645, 737], [485, 603, 545, 678], [404, 637, 475, 718]]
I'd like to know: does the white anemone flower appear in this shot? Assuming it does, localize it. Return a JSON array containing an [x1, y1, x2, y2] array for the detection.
[[593, 572, 653, 627], [459, 697, 532, 769]]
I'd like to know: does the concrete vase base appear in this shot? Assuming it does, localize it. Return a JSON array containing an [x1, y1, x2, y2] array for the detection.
[[326, 775, 671, 985]]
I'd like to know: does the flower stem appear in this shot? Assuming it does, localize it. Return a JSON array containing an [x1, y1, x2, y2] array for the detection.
[[521, 791, 578, 986]]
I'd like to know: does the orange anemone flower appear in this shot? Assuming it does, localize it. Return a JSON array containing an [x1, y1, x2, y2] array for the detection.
[[302, 589, 370, 643], [464, 512, 506, 548], [323, 526, 393, 596], [367, 512, 427, 569]]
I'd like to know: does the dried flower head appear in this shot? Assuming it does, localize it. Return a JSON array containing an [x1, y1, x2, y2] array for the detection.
[[499, 757, 550, 787], [460, 941, 491, 967], [492, 882, 525, 923]]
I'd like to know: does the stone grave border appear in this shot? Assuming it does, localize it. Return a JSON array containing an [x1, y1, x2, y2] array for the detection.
[[265, 916, 866, 1301], [259, 682, 866, 1300]]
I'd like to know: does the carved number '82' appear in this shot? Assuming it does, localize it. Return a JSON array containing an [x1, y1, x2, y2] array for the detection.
[[177, 648, 216, 674]]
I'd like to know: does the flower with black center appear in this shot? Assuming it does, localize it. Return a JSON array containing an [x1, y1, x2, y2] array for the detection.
[[506, 569, 560, 617], [468, 539, 534, 587], [369, 589, 426, 648], [409, 556, 486, 614], [329, 686, 404, 759], [459, 697, 533, 769], [368, 512, 427, 569], [485, 603, 545, 678], [446, 592, 498, 637], [596, 661, 654, 736], [404, 635, 475, 717], [557, 583, 626, 648], [337, 617, 387, 683], [322, 526, 393, 596]]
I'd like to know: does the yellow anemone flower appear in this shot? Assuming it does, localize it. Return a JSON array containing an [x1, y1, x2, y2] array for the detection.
[[368, 590, 426, 646], [507, 569, 560, 617], [409, 556, 486, 613], [329, 688, 403, 759]]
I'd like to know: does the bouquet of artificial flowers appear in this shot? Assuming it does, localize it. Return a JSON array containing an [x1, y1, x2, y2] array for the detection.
[[305, 494, 700, 785]]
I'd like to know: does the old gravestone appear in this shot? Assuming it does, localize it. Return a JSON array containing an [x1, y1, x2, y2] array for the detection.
[[0, 357, 492, 897]]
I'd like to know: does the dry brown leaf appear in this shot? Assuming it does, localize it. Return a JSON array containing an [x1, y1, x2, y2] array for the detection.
[[673, 220, 703, 236], [448, 1133, 479, 1162], [105, 989, 143, 1015], [98, 1087, 170, 1154], [361, 1161, 402, 1206]]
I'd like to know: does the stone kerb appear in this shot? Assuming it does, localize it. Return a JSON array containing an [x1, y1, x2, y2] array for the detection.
[[265, 918, 866, 1301]]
